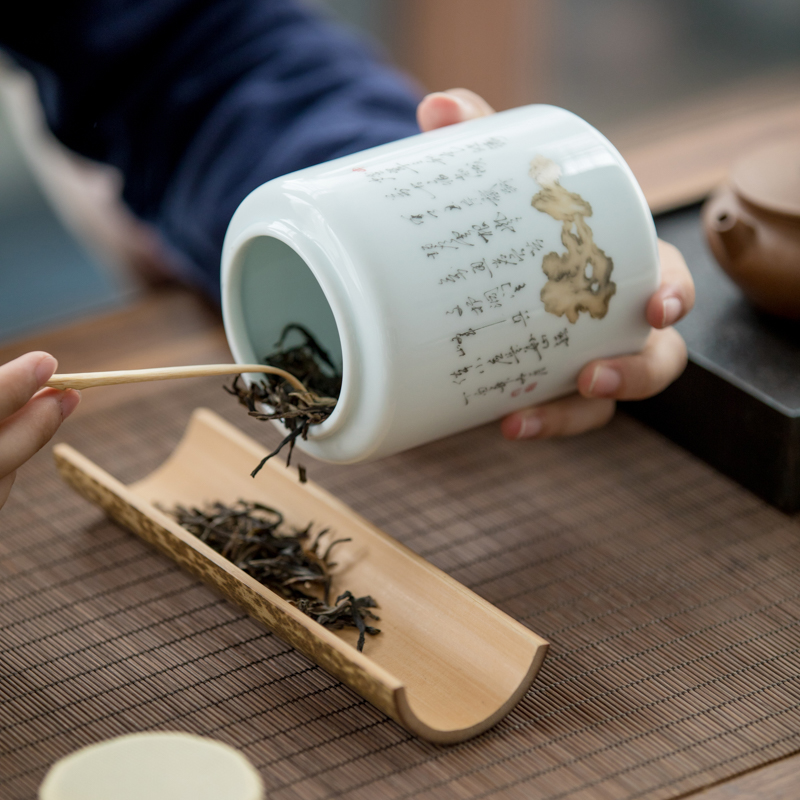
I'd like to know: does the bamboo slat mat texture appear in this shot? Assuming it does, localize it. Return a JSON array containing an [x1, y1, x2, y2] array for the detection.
[[2, 377, 800, 800]]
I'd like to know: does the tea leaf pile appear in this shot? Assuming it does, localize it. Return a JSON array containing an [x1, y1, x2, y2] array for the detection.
[[170, 500, 379, 651]]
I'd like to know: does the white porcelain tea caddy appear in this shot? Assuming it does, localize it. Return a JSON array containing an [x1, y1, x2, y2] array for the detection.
[[221, 104, 659, 463]]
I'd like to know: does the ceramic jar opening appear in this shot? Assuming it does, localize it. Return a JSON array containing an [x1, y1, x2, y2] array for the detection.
[[222, 104, 660, 464], [223, 231, 352, 439]]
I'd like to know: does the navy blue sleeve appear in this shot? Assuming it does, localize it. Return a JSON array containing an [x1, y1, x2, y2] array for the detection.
[[1, 0, 422, 297]]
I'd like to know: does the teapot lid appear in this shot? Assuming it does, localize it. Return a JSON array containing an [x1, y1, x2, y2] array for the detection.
[[731, 137, 800, 219]]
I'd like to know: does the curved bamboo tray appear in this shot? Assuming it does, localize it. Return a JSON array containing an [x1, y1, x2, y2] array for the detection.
[[53, 409, 548, 743]]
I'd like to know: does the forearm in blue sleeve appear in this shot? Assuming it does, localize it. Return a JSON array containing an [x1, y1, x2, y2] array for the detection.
[[1, 0, 422, 296]]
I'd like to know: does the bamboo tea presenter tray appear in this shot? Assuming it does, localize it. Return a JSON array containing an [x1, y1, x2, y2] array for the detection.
[[53, 408, 548, 744]]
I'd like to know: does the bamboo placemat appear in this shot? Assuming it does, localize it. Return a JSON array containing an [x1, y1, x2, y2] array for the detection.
[[2, 377, 800, 799]]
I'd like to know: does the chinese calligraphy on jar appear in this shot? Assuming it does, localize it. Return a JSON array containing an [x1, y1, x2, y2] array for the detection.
[[350, 139, 624, 413], [222, 105, 659, 463]]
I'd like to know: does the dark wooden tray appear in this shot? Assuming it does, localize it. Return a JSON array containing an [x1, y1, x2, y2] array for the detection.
[[622, 203, 800, 512]]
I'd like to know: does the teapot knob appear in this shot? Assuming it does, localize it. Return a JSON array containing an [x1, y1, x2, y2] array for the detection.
[[712, 209, 755, 260]]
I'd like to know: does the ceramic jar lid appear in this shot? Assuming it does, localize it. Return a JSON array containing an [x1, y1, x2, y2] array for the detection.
[[730, 137, 800, 219], [39, 733, 265, 800]]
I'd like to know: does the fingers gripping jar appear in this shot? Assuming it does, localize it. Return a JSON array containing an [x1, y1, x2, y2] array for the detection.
[[221, 105, 659, 463]]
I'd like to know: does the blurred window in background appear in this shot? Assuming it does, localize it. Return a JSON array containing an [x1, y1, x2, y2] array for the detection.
[[546, 0, 800, 139], [321, 0, 800, 136]]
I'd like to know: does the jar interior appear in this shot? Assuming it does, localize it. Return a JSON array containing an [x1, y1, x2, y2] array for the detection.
[[239, 236, 342, 374]]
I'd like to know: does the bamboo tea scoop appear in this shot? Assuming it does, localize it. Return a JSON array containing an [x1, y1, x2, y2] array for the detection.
[[46, 365, 309, 393]]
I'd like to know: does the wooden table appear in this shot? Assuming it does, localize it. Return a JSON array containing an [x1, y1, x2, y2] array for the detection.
[[3, 295, 800, 799], [2, 94, 800, 799]]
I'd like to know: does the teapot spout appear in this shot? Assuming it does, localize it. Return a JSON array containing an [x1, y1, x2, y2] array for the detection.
[[712, 210, 755, 260]]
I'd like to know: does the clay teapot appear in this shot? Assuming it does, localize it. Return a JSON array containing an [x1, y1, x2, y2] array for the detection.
[[703, 137, 800, 319]]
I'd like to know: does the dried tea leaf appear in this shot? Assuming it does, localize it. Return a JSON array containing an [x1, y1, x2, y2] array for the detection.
[[226, 324, 341, 477], [169, 500, 379, 651]]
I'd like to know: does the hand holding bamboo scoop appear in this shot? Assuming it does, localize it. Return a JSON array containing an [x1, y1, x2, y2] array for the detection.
[[45, 362, 338, 477], [46, 364, 313, 395]]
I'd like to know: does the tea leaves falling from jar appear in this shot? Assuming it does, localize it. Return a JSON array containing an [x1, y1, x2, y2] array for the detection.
[[226, 325, 341, 478], [169, 501, 380, 651]]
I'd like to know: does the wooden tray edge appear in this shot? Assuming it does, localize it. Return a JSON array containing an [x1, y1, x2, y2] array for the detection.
[[53, 410, 549, 744]]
